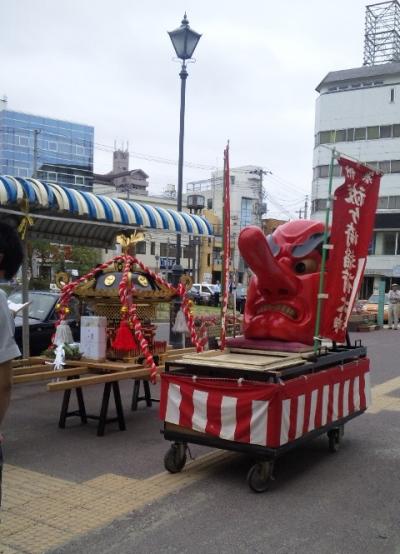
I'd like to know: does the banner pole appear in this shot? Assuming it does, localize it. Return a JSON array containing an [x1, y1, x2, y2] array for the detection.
[[313, 149, 336, 353]]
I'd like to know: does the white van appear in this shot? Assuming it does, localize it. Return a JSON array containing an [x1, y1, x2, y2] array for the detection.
[[188, 283, 219, 305]]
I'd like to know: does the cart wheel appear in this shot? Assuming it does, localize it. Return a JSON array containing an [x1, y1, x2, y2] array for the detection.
[[164, 443, 187, 473], [328, 428, 341, 453], [246, 462, 272, 493]]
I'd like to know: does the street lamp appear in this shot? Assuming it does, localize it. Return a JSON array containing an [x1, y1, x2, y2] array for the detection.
[[168, 13, 201, 270], [168, 14, 201, 347]]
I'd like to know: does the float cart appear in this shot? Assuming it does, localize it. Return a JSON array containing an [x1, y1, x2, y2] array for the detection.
[[160, 339, 370, 492]]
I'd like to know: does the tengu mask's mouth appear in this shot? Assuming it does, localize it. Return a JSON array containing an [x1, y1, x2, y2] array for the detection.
[[255, 303, 298, 320]]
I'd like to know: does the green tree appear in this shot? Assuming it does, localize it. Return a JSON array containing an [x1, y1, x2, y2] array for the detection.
[[70, 246, 102, 276]]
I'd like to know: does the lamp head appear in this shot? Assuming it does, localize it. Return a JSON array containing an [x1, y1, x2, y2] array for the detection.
[[168, 13, 201, 60]]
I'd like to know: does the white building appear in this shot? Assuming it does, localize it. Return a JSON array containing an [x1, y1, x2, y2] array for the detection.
[[313, 62, 400, 297], [187, 165, 266, 284]]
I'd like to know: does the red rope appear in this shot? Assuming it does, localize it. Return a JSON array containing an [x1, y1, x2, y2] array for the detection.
[[55, 252, 206, 382]]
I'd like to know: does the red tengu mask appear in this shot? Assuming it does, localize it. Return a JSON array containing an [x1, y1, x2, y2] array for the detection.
[[238, 220, 326, 345]]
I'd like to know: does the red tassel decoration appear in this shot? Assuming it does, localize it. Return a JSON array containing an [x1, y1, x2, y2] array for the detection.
[[112, 320, 137, 351]]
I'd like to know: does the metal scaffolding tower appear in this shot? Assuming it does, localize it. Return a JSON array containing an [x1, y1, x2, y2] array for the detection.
[[364, 1, 400, 65]]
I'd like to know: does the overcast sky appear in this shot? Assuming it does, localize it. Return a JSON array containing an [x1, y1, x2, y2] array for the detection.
[[2, 0, 370, 218]]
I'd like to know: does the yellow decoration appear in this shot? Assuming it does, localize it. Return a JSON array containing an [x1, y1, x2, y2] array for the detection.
[[137, 275, 148, 287], [55, 271, 70, 289], [104, 274, 116, 286], [120, 306, 128, 314], [17, 198, 34, 239], [64, 307, 70, 315], [116, 231, 146, 253], [180, 274, 193, 289], [55, 303, 61, 311]]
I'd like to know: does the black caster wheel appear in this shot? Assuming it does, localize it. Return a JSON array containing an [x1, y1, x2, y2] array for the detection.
[[246, 461, 272, 493], [164, 443, 187, 473], [328, 428, 341, 452]]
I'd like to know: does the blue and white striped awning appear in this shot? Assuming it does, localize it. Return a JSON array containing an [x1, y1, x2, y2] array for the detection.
[[0, 175, 213, 247]]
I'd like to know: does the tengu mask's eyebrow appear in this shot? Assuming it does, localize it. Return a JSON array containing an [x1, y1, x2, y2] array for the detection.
[[291, 233, 326, 258]]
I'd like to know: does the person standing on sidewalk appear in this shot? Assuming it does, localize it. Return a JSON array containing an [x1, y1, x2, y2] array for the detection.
[[388, 283, 400, 329], [0, 222, 24, 506]]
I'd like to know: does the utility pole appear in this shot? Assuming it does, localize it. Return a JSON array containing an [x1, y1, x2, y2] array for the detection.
[[249, 168, 271, 227], [297, 208, 303, 219], [304, 195, 309, 219], [32, 129, 41, 178]]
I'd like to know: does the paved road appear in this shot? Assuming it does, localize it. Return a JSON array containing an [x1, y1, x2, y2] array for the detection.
[[2, 330, 400, 553]]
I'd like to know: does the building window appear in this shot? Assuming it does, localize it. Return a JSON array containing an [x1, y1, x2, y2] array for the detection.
[[335, 129, 346, 142], [135, 241, 146, 254], [75, 176, 84, 185], [391, 160, 400, 173], [207, 253, 211, 266], [374, 231, 397, 255], [378, 160, 390, 173], [354, 127, 366, 140], [346, 128, 355, 141], [319, 131, 335, 144], [388, 196, 400, 209], [374, 231, 400, 255], [17, 135, 29, 147], [240, 197, 253, 227], [150, 241, 155, 255], [380, 125, 392, 138], [48, 141, 58, 152], [377, 196, 389, 209], [17, 167, 28, 177], [76, 145, 85, 156], [160, 243, 176, 257], [47, 171, 57, 182], [230, 176, 235, 185], [207, 198, 213, 209], [391, 88, 395, 103], [367, 126, 379, 140]]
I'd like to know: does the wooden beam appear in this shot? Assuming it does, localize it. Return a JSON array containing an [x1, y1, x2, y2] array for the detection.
[[13, 366, 90, 384], [47, 367, 162, 392], [13, 364, 52, 376]]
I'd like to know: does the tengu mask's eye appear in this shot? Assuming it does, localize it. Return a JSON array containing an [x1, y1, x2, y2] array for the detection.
[[294, 258, 318, 274]]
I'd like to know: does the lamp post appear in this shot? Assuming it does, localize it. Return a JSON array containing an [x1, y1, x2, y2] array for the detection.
[[168, 13, 201, 347]]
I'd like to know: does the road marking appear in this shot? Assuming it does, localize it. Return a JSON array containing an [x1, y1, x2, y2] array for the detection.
[[1, 377, 400, 552], [368, 376, 400, 413], [0, 450, 234, 553]]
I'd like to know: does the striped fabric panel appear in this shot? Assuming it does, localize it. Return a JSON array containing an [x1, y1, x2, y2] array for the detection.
[[0, 175, 212, 235]]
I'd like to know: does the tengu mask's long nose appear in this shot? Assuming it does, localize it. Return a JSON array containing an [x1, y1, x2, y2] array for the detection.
[[238, 226, 298, 296]]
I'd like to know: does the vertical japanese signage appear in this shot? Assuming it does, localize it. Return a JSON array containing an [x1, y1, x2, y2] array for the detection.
[[321, 157, 380, 343]]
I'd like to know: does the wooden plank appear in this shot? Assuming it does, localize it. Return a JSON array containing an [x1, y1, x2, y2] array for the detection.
[[47, 367, 163, 392], [176, 356, 305, 372], [162, 347, 196, 358], [181, 351, 300, 368], [228, 348, 301, 358], [13, 364, 52, 376], [13, 366, 91, 384], [31, 357, 144, 372]]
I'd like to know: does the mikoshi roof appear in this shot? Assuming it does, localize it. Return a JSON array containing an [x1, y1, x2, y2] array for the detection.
[[0, 176, 213, 248]]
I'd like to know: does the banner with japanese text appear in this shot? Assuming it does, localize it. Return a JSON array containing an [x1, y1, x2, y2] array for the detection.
[[320, 157, 381, 342]]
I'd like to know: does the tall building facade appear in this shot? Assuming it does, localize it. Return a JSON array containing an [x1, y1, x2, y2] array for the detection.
[[312, 1, 400, 297], [187, 166, 266, 284], [0, 103, 94, 190]]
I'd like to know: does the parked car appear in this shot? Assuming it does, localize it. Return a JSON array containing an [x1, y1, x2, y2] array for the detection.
[[9, 291, 81, 356], [361, 292, 389, 322], [188, 283, 219, 306]]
